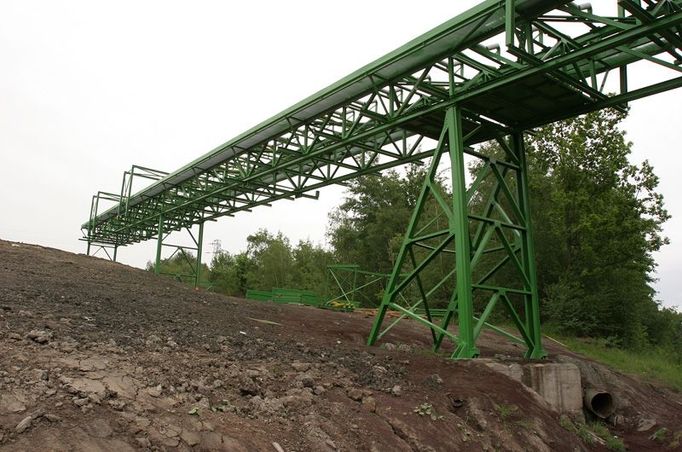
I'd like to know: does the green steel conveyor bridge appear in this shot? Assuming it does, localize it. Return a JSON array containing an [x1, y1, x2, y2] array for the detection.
[[82, 0, 682, 359]]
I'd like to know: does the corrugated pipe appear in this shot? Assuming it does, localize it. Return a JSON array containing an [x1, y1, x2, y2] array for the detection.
[[583, 387, 615, 419]]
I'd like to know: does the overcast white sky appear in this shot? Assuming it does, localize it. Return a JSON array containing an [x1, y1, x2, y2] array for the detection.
[[0, 1, 680, 310]]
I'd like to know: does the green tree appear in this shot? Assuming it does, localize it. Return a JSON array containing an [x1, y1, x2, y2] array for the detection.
[[145, 251, 209, 285], [328, 164, 428, 274], [327, 163, 453, 306], [208, 250, 252, 296], [244, 229, 294, 290], [526, 108, 670, 348], [291, 239, 334, 293]]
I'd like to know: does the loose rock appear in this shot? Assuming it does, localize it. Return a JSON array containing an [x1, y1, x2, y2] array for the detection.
[[397, 343, 412, 353], [73, 397, 89, 407], [347, 388, 364, 401], [147, 384, 163, 398], [637, 418, 657, 432], [181, 429, 201, 447], [430, 374, 443, 385], [43, 413, 61, 422], [15, 415, 32, 434], [297, 373, 315, 388], [362, 396, 377, 413], [26, 330, 51, 344], [291, 362, 311, 372], [135, 437, 151, 448]]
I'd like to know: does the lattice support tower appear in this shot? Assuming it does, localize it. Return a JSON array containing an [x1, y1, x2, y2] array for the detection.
[[81, 0, 682, 356]]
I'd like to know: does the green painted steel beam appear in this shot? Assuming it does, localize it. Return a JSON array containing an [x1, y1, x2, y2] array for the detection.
[[84, 1, 682, 247], [82, 0, 682, 359]]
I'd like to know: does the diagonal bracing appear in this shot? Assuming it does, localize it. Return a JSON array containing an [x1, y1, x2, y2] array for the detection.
[[82, 0, 682, 356]]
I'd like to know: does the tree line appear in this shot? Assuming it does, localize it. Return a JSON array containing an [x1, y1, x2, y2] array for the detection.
[[152, 109, 681, 357]]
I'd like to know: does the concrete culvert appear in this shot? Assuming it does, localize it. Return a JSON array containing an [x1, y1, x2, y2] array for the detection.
[[584, 387, 615, 418]]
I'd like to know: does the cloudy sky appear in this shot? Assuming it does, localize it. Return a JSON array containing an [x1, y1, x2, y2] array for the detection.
[[1, 1, 680, 310]]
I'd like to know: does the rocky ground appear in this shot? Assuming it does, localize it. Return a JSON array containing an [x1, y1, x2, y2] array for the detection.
[[0, 239, 680, 451]]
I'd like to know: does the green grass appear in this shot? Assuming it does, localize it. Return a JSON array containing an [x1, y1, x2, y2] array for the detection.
[[494, 403, 518, 421], [542, 329, 682, 392], [559, 416, 626, 451], [590, 422, 626, 452], [650, 427, 668, 443]]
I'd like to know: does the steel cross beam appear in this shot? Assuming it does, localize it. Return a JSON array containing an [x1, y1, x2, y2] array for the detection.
[[82, 0, 682, 358], [83, 1, 682, 248], [368, 102, 547, 358], [154, 219, 205, 289], [325, 264, 400, 308]]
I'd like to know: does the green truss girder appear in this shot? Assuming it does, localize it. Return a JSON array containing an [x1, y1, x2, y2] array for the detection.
[[154, 219, 205, 289], [325, 264, 407, 308], [83, 1, 682, 248], [82, 0, 682, 357], [367, 106, 546, 358]]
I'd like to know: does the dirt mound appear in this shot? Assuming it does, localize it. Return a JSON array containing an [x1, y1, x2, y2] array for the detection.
[[0, 239, 680, 451]]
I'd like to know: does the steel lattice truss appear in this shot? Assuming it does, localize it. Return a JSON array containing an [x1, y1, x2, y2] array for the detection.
[[83, 0, 682, 247], [83, 1, 681, 359]]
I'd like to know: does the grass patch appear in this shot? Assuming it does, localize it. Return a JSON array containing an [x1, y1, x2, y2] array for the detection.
[[650, 427, 668, 443], [590, 422, 626, 452], [559, 416, 626, 451], [669, 430, 682, 449], [494, 403, 518, 421], [514, 418, 534, 430], [542, 327, 682, 392], [413, 402, 443, 420]]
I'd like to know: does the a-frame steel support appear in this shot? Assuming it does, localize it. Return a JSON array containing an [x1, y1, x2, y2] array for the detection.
[[81, 1, 682, 359], [154, 216, 205, 289], [367, 104, 546, 359], [87, 243, 118, 262], [85, 191, 121, 262]]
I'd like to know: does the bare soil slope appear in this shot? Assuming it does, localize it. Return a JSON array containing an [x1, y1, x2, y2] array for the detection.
[[0, 239, 680, 451]]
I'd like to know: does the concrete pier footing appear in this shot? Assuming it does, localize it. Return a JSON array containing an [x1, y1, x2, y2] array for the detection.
[[484, 361, 584, 417]]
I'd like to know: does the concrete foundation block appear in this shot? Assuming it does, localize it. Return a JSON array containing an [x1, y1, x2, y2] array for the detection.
[[522, 363, 583, 415], [484, 361, 583, 417]]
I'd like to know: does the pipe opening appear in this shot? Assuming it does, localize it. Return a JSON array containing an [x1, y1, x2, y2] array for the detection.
[[584, 389, 615, 419]]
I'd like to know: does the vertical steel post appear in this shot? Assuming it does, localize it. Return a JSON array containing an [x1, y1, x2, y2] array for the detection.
[[324, 267, 330, 300], [514, 132, 546, 359], [505, 0, 516, 48], [367, 112, 450, 347], [448, 106, 478, 359], [194, 221, 205, 289], [118, 171, 128, 215], [367, 114, 545, 359], [87, 194, 98, 256], [113, 245, 118, 263], [367, 150, 435, 346], [155, 215, 163, 275], [617, 4, 629, 101]]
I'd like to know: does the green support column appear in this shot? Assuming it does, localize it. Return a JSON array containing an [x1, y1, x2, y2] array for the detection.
[[514, 132, 546, 359], [367, 106, 453, 348], [80, 0, 682, 360], [367, 163, 434, 345], [448, 106, 478, 359], [367, 108, 545, 359], [155, 215, 163, 275], [86, 194, 98, 256], [194, 221, 205, 289]]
